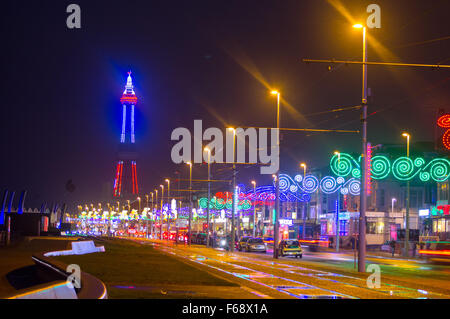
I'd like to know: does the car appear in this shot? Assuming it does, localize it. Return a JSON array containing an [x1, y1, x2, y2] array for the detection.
[[419, 242, 450, 262], [278, 239, 303, 258], [246, 237, 267, 253], [238, 236, 252, 251], [263, 236, 274, 247]]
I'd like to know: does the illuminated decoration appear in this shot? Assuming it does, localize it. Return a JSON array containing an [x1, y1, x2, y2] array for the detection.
[[330, 152, 450, 182], [431, 205, 450, 216], [365, 143, 372, 195], [113, 71, 139, 197], [330, 153, 361, 178], [198, 197, 252, 211], [437, 114, 450, 150], [279, 173, 360, 196]]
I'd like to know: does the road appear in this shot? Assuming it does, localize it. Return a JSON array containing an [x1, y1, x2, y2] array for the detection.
[[136, 239, 450, 299]]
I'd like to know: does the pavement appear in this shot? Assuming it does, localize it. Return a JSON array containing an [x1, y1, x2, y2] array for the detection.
[[133, 239, 450, 299]]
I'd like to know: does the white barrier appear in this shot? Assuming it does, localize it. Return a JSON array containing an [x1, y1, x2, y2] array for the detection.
[[44, 240, 105, 257]]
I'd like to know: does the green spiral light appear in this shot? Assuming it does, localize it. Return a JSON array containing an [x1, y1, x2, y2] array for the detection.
[[330, 153, 359, 177], [370, 155, 391, 180]]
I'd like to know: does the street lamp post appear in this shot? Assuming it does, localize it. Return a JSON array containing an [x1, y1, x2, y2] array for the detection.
[[391, 198, 396, 241], [154, 189, 158, 236], [160, 185, 164, 240], [228, 128, 237, 252], [353, 23, 368, 273], [271, 90, 281, 259], [300, 163, 307, 239], [150, 192, 154, 236], [204, 147, 211, 248], [251, 180, 256, 237], [187, 162, 193, 246], [334, 152, 341, 253], [165, 179, 170, 242], [402, 132, 410, 257]]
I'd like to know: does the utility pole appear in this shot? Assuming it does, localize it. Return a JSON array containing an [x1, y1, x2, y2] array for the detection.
[[205, 148, 211, 248], [187, 162, 192, 246], [358, 26, 368, 273], [273, 91, 281, 259], [231, 165, 236, 251]]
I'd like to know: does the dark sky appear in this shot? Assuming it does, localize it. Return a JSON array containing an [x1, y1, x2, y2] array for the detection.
[[1, 0, 449, 209]]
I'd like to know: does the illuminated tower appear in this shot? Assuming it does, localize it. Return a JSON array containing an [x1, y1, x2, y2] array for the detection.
[[113, 71, 139, 197]]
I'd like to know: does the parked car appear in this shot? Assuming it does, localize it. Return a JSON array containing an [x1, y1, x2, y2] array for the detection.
[[238, 236, 252, 251], [245, 237, 267, 253], [278, 239, 303, 258]]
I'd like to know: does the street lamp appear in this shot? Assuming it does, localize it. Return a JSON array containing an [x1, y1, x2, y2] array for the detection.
[[228, 127, 237, 252], [300, 163, 307, 239], [402, 132, 411, 257], [165, 179, 170, 241], [251, 180, 256, 237], [160, 184, 164, 240], [300, 163, 306, 179], [271, 90, 281, 259], [204, 147, 212, 248], [334, 151, 341, 252], [353, 23, 368, 273], [154, 189, 158, 237], [186, 161, 193, 246], [137, 197, 141, 213], [391, 198, 397, 241]]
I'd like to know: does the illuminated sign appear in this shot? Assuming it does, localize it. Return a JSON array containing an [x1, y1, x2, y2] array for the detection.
[[419, 209, 430, 217], [279, 219, 293, 226], [431, 205, 450, 216]]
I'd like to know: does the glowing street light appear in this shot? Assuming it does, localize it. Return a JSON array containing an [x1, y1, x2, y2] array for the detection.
[[251, 180, 257, 237], [402, 132, 411, 257], [204, 147, 212, 247], [270, 89, 281, 259], [165, 179, 170, 241], [226, 128, 237, 251], [300, 163, 306, 179], [186, 161, 193, 246], [353, 22, 368, 273], [160, 184, 164, 240]]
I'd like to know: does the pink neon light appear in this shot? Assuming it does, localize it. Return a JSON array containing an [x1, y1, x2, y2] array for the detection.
[[366, 143, 372, 195], [120, 94, 138, 104], [131, 162, 135, 194], [118, 161, 123, 196], [134, 162, 138, 194]]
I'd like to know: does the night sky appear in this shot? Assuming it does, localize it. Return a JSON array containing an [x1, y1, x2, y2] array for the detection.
[[1, 0, 449, 209]]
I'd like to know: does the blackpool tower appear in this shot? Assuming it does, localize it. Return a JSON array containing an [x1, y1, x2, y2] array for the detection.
[[113, 71, 139, 197]]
